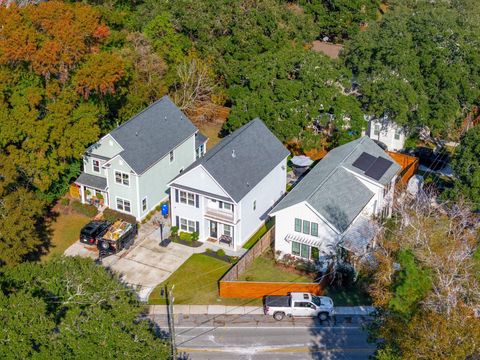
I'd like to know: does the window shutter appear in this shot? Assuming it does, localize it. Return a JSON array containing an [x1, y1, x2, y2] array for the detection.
[[175, 216, 179, 227], [195, 221, 199, 233], [175, 189, 179, 203], [196, 194, 199, 208], [219, 201, 223, 209]]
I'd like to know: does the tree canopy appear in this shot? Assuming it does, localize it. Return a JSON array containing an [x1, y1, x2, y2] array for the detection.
[[343, 0, 480, 139], [0, 256, 169, 359]]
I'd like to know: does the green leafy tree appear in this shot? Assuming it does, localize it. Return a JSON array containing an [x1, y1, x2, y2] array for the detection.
[[226, 47, 363, 146], [343, 0, 480, 139], [0, 256, 169, 359], [445, 126, 480, 210]]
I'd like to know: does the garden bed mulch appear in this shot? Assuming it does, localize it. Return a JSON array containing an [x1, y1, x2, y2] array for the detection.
[[202, 251, 235, 263], [171, 238, 203, 248]]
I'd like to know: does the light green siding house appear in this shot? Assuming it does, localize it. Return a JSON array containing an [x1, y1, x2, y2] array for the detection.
[[75, 96, 207, 221]]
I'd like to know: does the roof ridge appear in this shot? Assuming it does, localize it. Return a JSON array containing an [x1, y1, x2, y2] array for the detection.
[[110, 96, 196, 138], [305, 137, 365, 202]]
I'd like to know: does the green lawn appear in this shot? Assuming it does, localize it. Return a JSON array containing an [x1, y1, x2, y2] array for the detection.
[[149, 253, 262, 306], [42, 211, 90, 262], [242, 218, 274, 250], [238, 253, 314, 283]]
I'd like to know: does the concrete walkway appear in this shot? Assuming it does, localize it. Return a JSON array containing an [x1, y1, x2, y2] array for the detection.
[[148, 305, 375, 316]]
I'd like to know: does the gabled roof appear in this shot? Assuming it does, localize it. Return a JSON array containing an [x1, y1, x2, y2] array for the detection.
[[109, 96, 197, 174], [171, 119, 289, 202], [270, 136, 401, 233]]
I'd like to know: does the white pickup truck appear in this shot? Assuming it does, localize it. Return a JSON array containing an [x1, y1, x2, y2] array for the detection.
[[263, 292, 334, 321]]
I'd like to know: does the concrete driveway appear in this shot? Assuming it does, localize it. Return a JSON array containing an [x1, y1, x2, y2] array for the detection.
[[64, 220, 193, 301]]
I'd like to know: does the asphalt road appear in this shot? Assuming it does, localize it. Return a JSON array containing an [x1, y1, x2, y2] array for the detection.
[[152, 314, 376, 360]]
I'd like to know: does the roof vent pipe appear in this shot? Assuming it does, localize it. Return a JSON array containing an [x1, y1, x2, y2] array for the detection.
[[232, 149, 236, 158]]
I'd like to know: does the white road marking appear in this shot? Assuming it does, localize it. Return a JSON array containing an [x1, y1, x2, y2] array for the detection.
[[174, 326, 362, 330]]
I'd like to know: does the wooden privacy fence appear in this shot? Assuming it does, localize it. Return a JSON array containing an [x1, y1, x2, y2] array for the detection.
[[219, 226, 326, 298], [387, 151, 419, 185]]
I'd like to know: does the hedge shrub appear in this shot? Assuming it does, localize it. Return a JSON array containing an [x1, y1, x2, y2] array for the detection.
[[103, 208, 136, 224], [71, 201, 98, 217]]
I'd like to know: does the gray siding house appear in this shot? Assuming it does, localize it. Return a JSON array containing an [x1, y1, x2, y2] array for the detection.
[[75, 96, 207, 221]]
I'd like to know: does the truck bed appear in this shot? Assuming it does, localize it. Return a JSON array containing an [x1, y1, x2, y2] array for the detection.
[[102, 220, 133, 241], [265, 295, 290, 308]]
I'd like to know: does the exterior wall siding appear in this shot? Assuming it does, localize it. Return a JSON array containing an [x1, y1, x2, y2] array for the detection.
[[239, 158, 287, 248], [138, 135, 196, 219], [273, 202, 338, 257], [368, 120, 406, 151], [172, 165, 230, 198], [90, 134, 123, 159], [105, 156, 139, 218]]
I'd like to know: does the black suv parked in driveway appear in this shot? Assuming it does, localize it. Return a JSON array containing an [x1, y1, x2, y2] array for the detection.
[[80, 221, 110, 245]]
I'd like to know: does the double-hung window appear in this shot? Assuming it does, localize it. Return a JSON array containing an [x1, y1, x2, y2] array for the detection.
[[92, 159, 100, 173], [142, 197, 147, 212], [302, 220, 310, 234], [291, 241, 310, 259], [294, 218, 302, 232], [374, 124, 380, 136], [180, 191, 196, 206], [115, 171, 129, 186], [394, 128, 401, 140], [219, 202, 233, 211], [224, 224, 232, 237], [311, 223, 318, 237], [180, 218, 196, 232], [116, 198, 131, 213]]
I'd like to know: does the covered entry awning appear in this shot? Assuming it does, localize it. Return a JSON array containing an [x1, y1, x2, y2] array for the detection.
[[75, 173, 107, 191]]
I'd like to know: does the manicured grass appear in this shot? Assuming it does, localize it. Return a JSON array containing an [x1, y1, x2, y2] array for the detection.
[[238, 253, 314, 283], [149, 253, 262, 306], [42, 211, 90, 262], [323, 285, 372, 306], [242, 218, 275, 250]]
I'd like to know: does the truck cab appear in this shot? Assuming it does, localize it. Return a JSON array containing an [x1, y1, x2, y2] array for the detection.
[[264, 292, 334, 321]]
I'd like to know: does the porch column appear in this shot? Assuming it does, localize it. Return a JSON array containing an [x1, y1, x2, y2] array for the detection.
[[79, 185, 85, 204]]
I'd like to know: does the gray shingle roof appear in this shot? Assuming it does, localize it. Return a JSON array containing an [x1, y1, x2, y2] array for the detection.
[[110, 96, 197, 174], [270, 136, 401, 233], [75, 173, 107, 190], [195, 132, 208, 148], [172, 119, 289, 202]]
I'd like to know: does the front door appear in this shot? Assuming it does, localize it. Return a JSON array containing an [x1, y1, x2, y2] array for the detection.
[[210, 221, 218, 238]]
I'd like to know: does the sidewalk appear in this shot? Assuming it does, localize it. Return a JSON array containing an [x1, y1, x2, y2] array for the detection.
[[148, 305, 375, 316]]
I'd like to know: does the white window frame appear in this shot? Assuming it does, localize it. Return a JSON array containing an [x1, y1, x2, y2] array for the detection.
[[114, 170, 130, 187], [373, 124, 380, 136], [394, 127, 401, 140], [180, 190, 196, 207], [169, 150, 174, 163], [223, 224, 232, 237], [179, 217, 196, 233], [116, 197, 131, 213], [142, 197, 147, 212], [92, 159, 100, 173]]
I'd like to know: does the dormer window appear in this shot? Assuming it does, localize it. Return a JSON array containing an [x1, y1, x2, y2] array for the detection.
[[92, 159, 100, 173]]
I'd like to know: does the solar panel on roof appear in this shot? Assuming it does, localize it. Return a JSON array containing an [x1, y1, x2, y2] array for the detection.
[[365, 157, 393, 180], [352, 152, 377, 171]]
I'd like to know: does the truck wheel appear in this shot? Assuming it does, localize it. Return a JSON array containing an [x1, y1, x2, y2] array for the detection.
[[273, 312, 285, 321], [318, 312, 329, 321]]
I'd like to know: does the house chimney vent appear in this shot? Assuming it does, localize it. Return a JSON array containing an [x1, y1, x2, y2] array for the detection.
[[232, 149, 236, 158]]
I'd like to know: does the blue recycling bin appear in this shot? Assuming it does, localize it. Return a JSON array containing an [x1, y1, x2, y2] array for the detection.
[[161, 203, 169, 217]]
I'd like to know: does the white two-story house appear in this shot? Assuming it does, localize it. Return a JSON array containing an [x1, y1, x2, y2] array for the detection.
[[270, 136, 401, 266], [168, 119, 289, 251], [367, 115, 406, 151], [74, 96, 207, 221]]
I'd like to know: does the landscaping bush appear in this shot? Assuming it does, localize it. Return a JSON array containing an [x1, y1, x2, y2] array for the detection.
[[191, 231, 199, 241], [171, 226, 179, 238], [71, 200, 98, 217], [102, 208, 136, 224], [179, 232, 193, 242], [216, 249, 226, 257], [155, 204, 161, 212]]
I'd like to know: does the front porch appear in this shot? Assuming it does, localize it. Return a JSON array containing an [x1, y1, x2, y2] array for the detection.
[[74, 173, 109, 208]]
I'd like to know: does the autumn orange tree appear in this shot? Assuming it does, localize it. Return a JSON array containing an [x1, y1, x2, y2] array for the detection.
[[0, 1, 130, 265]]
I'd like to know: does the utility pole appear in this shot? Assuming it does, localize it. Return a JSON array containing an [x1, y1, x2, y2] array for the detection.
[[166, 284, 177, 359]]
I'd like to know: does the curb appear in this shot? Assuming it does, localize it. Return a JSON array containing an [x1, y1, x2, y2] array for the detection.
[[148, 305, 374, 316]]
